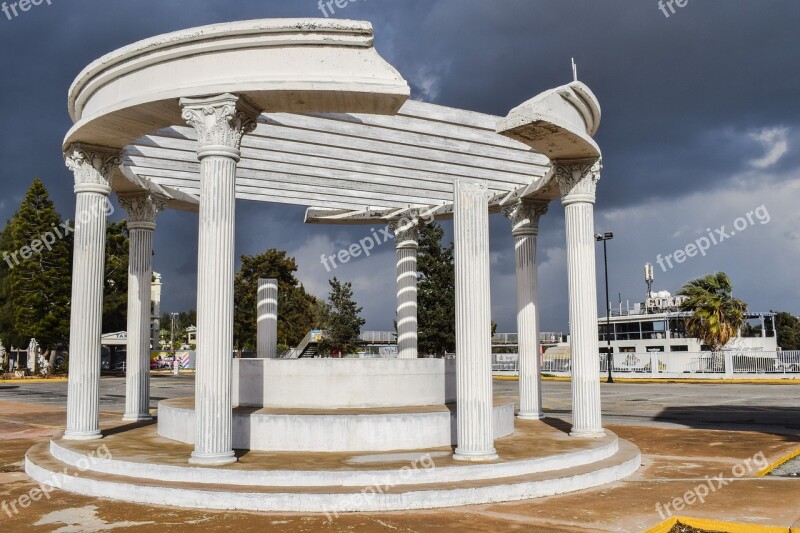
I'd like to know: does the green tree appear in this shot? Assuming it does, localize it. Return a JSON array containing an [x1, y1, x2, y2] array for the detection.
[[678, 272, 748, 351], [318, 277, 365, 356], [160, 310, 197, 349], [5, 179, 72, 368], [774, 312, 800, 350], [417, 222, 456, 355], [103, 220, 129, 333], [0, 222, 24, 352], [233, 250, 321, 354]]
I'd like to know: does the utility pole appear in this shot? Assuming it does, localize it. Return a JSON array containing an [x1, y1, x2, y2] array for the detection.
[[595, 233, 614, 384], [170, 312, 179, 376]]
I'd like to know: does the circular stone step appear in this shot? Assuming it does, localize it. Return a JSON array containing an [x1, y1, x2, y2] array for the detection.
[[47, 428, 620, 487], [25, 439, 642, 512]]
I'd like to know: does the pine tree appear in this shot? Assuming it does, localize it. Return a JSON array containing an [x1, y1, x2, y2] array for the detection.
[[233, 249, 321, 353], [0, 222, 25, 350], [318, 277, 365, 357], [103, 220, 129, 333], [5, 179, 72, 360], [417, 222, 456, 355]]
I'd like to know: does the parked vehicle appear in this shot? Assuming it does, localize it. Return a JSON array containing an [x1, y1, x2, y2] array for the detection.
[[776, 352, 800, 372]]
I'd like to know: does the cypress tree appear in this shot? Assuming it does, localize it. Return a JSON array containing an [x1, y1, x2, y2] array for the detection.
[[318, 277, 365, 356], [103, 220, 129, 333], [417, 222, 456, 355]]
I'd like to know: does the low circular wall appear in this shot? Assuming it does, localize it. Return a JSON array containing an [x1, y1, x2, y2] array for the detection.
[[233, 358, 456, 409], [157, 398, 515, 452]]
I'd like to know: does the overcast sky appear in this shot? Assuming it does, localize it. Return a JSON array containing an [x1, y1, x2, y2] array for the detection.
[[1, 0, 798, 334]]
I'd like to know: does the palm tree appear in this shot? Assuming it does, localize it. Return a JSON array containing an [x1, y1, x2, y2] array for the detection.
[[678, 272, 747, 352]]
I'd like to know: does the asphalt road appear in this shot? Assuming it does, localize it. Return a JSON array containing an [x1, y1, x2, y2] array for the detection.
[[1, 375, 798, 433]]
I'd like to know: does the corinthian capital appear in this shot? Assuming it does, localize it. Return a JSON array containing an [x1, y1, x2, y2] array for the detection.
[[118, 193, 167, 230], [553, 158, 602, 205], [64, 144, 121, 195], [389, 217, 419, 249], [180, 93, 260, 159], [502, 199, 549, 237]]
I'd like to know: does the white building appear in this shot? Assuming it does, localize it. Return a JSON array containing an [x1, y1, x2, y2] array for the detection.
[[598, 291, 777, 355]]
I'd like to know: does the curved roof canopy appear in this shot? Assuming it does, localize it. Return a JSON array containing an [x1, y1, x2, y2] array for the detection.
[[64, 19, 602, 219]]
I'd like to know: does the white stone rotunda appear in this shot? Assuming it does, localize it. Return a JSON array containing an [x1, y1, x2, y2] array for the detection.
[[26, 19, 640, 512]]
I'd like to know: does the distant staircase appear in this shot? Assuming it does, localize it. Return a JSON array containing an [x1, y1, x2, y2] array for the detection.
[[285, 330, 323, 359]]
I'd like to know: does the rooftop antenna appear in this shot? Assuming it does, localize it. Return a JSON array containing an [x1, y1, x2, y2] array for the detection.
[[644, 263, 654, 313], [571, 57, 578, 82]]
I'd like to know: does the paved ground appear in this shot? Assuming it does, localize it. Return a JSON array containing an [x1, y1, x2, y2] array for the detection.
[[0, 376, 798, 532], [3, 376, 799, 433]]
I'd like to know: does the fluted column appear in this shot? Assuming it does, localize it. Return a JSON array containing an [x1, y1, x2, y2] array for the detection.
[[63, 145, 121, 441], [391, 218, 419, 359], [257, 278, 278, 359], [453, 180, 498, 461], [504, 199, 549, 420], [182, 93, 259, 465], [119, 193, 166, 422], [555, 159, 605, 438]]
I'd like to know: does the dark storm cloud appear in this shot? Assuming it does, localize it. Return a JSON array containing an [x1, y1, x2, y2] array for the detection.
[[0, 0, 797, 332]]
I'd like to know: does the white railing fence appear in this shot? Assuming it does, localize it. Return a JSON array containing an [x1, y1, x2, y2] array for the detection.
[[492, 350, 800, 378]]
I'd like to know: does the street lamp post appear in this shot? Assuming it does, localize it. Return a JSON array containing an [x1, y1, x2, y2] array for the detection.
[[170, 312, 179, 376], [595, 232, 614, 384]]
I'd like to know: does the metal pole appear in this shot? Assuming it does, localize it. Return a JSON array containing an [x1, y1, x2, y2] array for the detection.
[[603, 239, 613, 384], [170, 313, 179, 376]]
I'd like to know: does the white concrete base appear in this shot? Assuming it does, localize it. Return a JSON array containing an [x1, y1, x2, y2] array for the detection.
[[25, 437, 641, 512], [188, 451, 237, 466], [452, 449, 500, 462], [121, 414, 153, 423], [62, 430, 103, 442], [158, 398, 514, 452], [233, 358, 457, 408], [570, 429, 607, 439]]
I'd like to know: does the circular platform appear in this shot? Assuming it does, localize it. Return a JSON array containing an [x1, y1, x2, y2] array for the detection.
[[158, 397, 515, 452], [25, 420, 641, 512]]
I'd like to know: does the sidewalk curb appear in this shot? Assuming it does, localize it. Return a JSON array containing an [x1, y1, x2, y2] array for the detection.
[[0, 378, 68, 383], [757, 446, 800, 477], [644, 516, 789, 533], [493, 376, 800, 385]]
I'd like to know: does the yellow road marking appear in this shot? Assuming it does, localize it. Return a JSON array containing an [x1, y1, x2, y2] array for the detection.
[[756, 446, 800, 477], [644, 516, 789, 533]]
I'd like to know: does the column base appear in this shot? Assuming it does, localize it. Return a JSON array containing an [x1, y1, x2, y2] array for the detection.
[[569, 428, 606, 439], [189, 451, 237, 466], [63, 429, 103, 442], [122, 414, 153, 423], [453, 448, 499, 462], [517, 411, 544, 421]]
